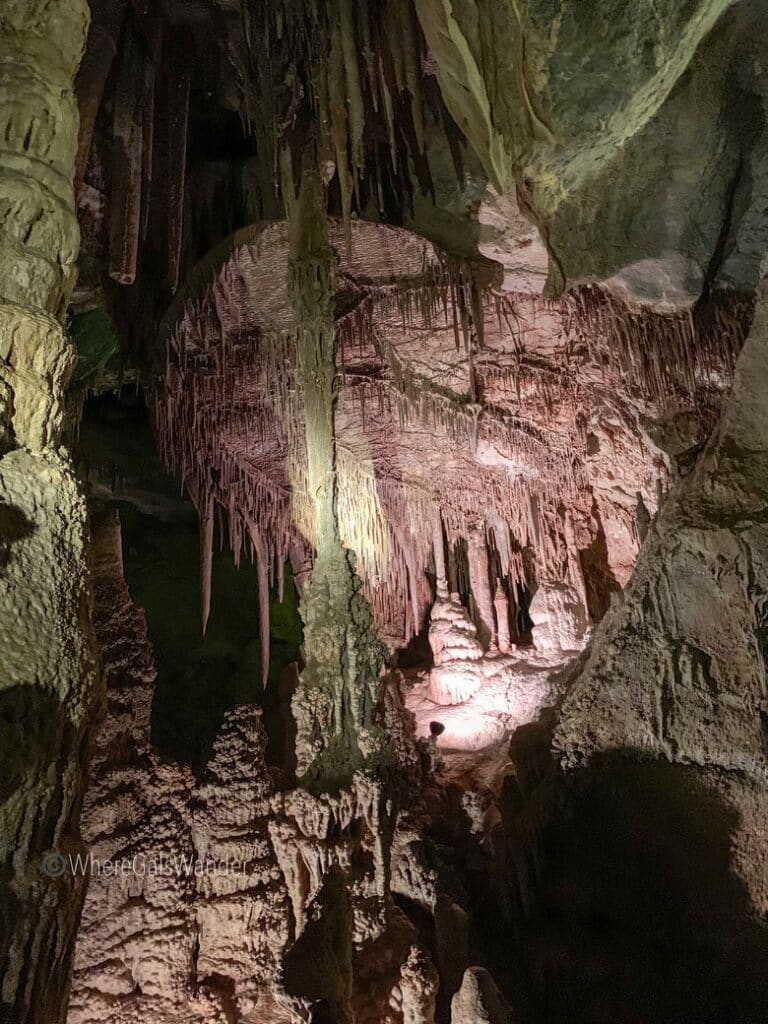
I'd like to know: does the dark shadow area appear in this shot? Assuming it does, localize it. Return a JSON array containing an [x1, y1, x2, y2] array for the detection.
[[0, 503, 33, 571], [394, 613, 433, 669], [119, 503, 301, 771], [283, 866, 352, 1019], [0, 686, 84, 1022], [79, 390, 303, 773], [0, 686, 73, 806], [480, 728, 768, 1024], [578, 510, 621, 623]]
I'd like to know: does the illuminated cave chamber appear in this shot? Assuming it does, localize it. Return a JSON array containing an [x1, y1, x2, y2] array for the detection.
[[2, 1, 768, 1023], [152, 219, 745, 756], [68, 203, 757, 1021]]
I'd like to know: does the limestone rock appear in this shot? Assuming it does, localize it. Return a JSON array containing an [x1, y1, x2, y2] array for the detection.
[[415, 0, 768, 305], [451, 967, 510, 1024], [69, 512, 292, 1024], [555, 275, 768, 920], [529, 581, 590, 659], [477, 187, 549, 295], [398, 945, 438, 1024], [0, 10, 95, 1017]]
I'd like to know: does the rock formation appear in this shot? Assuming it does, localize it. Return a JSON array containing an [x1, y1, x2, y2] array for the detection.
[[1, 1, 767, 1022], [427, 592, 484, 706], [451, 968, 509, 1024], [555, 273, 768, 914], [0, 4, 98, 1021], [415, 0, 768, 305]]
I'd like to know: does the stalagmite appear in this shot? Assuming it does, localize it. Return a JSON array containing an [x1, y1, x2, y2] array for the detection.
[[493, 580, 511, 655], [427, 592, 484, 706], [450, 967, 509, 1024], [399, 946, 439, 1024]]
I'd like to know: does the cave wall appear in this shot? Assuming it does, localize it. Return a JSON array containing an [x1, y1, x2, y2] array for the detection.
[[414, 0, 768, 305], [0, 3, 98, 1021], [555, 272, 768, 914]]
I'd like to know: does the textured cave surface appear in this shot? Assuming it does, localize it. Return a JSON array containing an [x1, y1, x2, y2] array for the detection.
[[1, 2, 768, 1024]]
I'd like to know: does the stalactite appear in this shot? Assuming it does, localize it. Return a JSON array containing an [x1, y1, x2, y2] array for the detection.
[[327, 17, 355, 244], [396, 0, 425, 153], [235, 0, 445, 243], [108, 19, 144, 285], [248, 521, 271, 689], [199, 490, 214, 635], [336, 448, 389, 582], [166, 37, 190, 293], [543, 285, 753, 409], [140, 51, 156, 242], [75, 0, 128, 193], [154, 217, 742, 663], [337, 0, 365, 178]]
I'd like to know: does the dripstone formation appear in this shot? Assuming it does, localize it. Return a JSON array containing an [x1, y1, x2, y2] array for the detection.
[[1, 2, 768, 1023]]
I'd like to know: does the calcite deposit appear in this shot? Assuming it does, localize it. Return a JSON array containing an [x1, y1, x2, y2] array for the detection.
[[70, 511, 441, 1024], [1, 1, 768, 1022], [0, 4, 98, 1022]]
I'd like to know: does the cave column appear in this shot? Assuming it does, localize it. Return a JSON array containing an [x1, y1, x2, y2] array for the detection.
[[287, 166, 384, 783], [432, 505, 448, 598], [0, 3, 98, 1021], [467, 528, 495, 650], [493, 581, 511, 654], [289, 175, 338, 556]]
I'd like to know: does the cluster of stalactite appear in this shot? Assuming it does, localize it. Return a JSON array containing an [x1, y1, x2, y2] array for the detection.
[[74, 0, 476, 382], [236, 0, 456, 231], [153, 223, 604, 661], [153, 191, 753, 669], [519, 286, 755, 411]]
